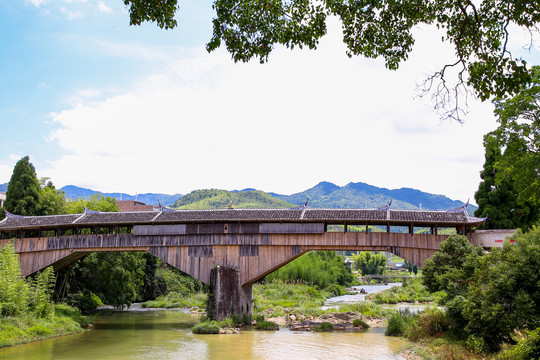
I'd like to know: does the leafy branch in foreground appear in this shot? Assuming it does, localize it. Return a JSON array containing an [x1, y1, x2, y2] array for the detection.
[[124, 0, 539, 121]]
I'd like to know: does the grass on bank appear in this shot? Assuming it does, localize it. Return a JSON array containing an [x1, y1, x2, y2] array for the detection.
[[385, 307, 540, 360], [253, 281, 332, 317], [141, 291, 207, 309], [253, 281, 391, 319], [0, 304, 90, 348], [367, 278, 444, 304]]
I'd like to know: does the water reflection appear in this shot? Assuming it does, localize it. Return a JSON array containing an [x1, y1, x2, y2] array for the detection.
[[0, 310, 407, 360]]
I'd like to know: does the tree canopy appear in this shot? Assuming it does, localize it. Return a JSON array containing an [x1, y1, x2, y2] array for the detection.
[[491, 66, 540, 206], [474, 135, 539, 229], [124, 0, 539, 120], [5, 156, 42, 216], [462, 227, 540, 351], [422, 234, 483, 301]]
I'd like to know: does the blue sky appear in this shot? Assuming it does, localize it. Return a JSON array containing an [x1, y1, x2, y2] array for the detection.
[[1, 0, 539, 203]]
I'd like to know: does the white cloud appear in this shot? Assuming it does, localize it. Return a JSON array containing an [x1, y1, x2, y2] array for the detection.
[[60, 6, 84, 20], [45, 22, 498, 203], [26, 0, 49, 7], [97, 1, 112, 13]]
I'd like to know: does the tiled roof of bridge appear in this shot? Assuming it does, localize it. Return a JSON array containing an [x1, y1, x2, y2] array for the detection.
[[0, 214, 82, 229], [74, 211, 158, 225], [0, 208, 485, 231], [303, 209, 387, 221], [154, 209, 302, 222], [390, 210, 471, 223]]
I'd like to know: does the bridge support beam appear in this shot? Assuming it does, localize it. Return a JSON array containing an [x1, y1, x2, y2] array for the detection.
[[208, 266, 252, 320]]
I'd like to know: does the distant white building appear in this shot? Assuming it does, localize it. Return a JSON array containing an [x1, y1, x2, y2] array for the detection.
[[0, 192, 5, 208]]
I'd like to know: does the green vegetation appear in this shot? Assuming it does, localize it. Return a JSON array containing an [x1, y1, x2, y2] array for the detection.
[[422, 235, 483, 303], [192, 320, 221, 334], [0, 243, 89, 347], [385, 308, 449, 340], [459, 227, 540, 352], [395, 227, 540, 358], [253, 281, 330, 317], [57, 253, 202, 311], [4, 156, 44, 216], [336, 302, 391, 319], [498, 328, 540, 360], [490, 67, 540, 207], [172, 189, 294, 209], [142, 291, 207, 309], [64, 193, 119, 214], [474, 134, 538, 229], [192, 315, 253, 334], [265, 251, 353, 289], [313, 322, 334, 332], [253, 281, 390, 319], [385, 309, 419, 337], [254, 320, 278, 330], [368, 278, 443, 304], [352, 318, 369, 328], [353, 252, 386, 275]]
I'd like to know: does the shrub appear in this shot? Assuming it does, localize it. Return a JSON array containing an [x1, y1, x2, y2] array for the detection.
[[498, 328, 540, 360], [313, 322, 334, 332], [69, 290, 103, 311], [418, 309, 449, 337], [385, 309, 418, 337], [325, 284, 344, 297], [353, 318, 369, 328], [255, 320, 278, 330], [406, 308, 449, 340], [192, 321, 220, 334], [27, 325, 52, 337], [54, 303, 91, 327], [466, 335, 486, 354], [0, 323, 25, 347], [242, 313, 252, 325]]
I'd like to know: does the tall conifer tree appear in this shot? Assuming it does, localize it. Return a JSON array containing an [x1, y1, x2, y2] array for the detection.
[[4, 156, 42, 216], [474, 136, 538, 229]]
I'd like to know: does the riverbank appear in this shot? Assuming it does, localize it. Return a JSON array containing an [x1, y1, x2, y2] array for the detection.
[[0, 304, 91, 348]]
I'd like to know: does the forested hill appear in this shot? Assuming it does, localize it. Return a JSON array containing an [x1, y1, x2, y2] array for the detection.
[[171, 189, 295, 209], [271, 181, 477, 214]]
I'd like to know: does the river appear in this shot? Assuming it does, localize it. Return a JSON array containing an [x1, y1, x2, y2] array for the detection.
[[0, 284, 410, 360]]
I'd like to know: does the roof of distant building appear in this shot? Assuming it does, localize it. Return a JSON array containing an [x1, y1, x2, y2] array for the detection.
[[117, 200, 158, 213]]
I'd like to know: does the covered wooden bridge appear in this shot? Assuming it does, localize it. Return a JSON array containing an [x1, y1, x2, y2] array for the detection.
[[0, 205, 488, 318]]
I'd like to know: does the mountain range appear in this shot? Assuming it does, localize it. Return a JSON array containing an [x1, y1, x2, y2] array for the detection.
[[0, 181, 476, 214], [59, 185, 182, 207], [271, 181, 475, 213]]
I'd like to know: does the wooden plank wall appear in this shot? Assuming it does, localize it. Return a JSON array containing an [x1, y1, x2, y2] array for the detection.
[[4, 231, 448, 279]]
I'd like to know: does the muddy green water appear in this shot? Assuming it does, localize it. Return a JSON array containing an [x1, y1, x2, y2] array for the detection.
[[0, 310, 408, 360]]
